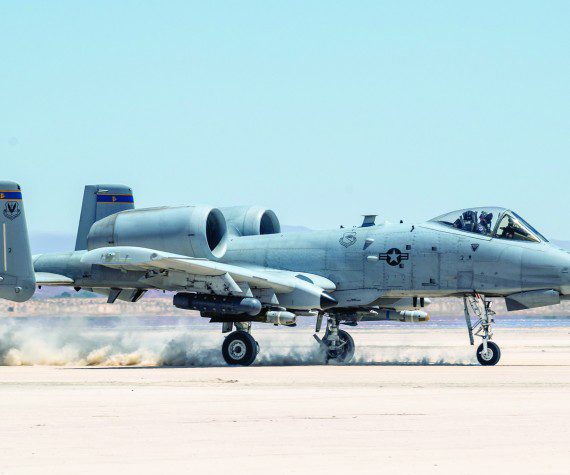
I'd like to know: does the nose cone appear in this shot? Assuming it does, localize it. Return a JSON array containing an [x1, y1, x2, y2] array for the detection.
[[522, 246, 570, 295], [560, 251, 570, 296]]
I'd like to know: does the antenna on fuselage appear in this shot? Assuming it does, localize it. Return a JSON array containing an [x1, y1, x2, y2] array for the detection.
[[360, 215, 377, 228]]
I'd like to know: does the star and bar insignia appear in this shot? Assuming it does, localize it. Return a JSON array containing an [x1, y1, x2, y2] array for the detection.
[[379, 248, 409, 266]]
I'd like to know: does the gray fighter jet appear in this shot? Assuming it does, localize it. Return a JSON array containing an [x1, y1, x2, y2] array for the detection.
[[2, 181, 569, 366]]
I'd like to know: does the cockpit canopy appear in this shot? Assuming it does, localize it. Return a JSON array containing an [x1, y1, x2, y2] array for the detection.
[[430, 207, 548, 243]]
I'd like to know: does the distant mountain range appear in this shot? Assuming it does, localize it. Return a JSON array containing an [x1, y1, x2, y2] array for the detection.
[[29, 231, 570, 255]]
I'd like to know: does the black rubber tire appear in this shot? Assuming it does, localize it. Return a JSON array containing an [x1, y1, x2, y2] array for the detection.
[[222, 331, 258, 366], [326, 329, 355, 364], [476, 341, 501, 366]]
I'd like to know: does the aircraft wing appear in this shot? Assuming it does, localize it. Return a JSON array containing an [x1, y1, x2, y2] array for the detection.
[[80, 246, 337, 309], [35, 272, 75, 286]]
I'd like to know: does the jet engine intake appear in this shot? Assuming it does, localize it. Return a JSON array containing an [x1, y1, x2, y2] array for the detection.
[[220, 206, 281, 236]]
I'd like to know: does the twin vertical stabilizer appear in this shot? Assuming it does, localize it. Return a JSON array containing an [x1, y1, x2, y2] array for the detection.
[[0, 181, 35, 302], [75, 184, 134, 251]]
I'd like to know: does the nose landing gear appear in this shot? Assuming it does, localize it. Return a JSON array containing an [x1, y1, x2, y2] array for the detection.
[[476, 340, 501, 366], [464, 294, 501, 366]]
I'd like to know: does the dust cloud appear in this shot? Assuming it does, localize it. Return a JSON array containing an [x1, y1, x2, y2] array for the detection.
[[0, 318, 476, 367]]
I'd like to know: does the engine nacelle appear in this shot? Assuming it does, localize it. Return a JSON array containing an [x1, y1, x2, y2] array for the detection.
[[220, 206, 281, 236], [86, 206, 228, 259]]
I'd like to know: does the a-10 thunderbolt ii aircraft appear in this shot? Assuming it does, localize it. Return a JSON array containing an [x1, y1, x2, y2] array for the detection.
[[2, 180, 569, 366]]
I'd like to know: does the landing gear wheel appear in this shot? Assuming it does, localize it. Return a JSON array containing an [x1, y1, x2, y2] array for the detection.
[[326, 329, 355, 364], [222, 331, 258, 366], [476, 341, 501, 366]]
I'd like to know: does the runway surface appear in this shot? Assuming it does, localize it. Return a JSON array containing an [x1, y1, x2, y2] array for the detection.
[[0, 320, 568, 474]]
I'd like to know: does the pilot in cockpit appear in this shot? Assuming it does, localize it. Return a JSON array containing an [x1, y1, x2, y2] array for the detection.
[[476, 211, 493, 235], [499, 215, 529, 240], [433, 208, 545, 243], [453, 210, 477, 232], [452, 210, 492, 234]]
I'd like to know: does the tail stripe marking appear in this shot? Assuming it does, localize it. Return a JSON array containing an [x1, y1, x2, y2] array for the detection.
[[0, 191, 23, 200], [96, 194, 134, 204]]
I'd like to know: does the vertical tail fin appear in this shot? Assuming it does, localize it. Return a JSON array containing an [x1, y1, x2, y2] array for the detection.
[[0, 181, 35, 302], [75, 184, 134, 251]]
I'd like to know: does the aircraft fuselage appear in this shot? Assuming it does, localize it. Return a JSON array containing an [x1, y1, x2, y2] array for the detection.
[[33, 220, 570, 308]]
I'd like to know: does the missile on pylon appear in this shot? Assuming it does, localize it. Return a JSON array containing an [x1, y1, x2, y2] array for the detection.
[[356, 309, 430, 323]]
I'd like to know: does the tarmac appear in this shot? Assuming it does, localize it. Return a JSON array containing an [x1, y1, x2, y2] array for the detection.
[[0, 324, 568, 474]]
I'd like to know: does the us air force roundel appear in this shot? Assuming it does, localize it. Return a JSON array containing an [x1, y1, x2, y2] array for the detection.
[[379, 248, 409, 266]]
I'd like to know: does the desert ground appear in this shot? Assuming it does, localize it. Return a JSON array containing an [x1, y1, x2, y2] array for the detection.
[[0, 318, 568, 475]]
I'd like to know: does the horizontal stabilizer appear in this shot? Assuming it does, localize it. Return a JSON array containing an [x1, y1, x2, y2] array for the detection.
[[35, 272, 75, 286]]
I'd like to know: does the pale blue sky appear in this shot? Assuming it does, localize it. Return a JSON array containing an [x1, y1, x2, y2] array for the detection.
[[2, 1, 569, 239]]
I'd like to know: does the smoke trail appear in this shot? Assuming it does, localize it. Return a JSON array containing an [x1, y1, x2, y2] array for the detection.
[[0, 318, 476, 367]]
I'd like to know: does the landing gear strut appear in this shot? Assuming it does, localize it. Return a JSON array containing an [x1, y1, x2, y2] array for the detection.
[[221, 322, 259, 366], [464, 294, 501, 366], [313, 315, 355, 364]]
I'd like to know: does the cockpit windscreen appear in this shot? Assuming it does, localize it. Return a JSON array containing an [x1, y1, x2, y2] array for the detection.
[[494, 212, 547, 242], [431, 207, 502, 237], [430, 207, 547, 243]]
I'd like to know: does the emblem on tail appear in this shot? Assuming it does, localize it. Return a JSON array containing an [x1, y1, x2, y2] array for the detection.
[[3, 201, 21, 220], [0, 181, 35, 302]]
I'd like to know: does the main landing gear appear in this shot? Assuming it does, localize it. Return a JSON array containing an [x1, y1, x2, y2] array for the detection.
[[464, 294, 501, 366], [220, 315, 357, 366], [221, 322, 259, 366], [313, 314, 355, 364]]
